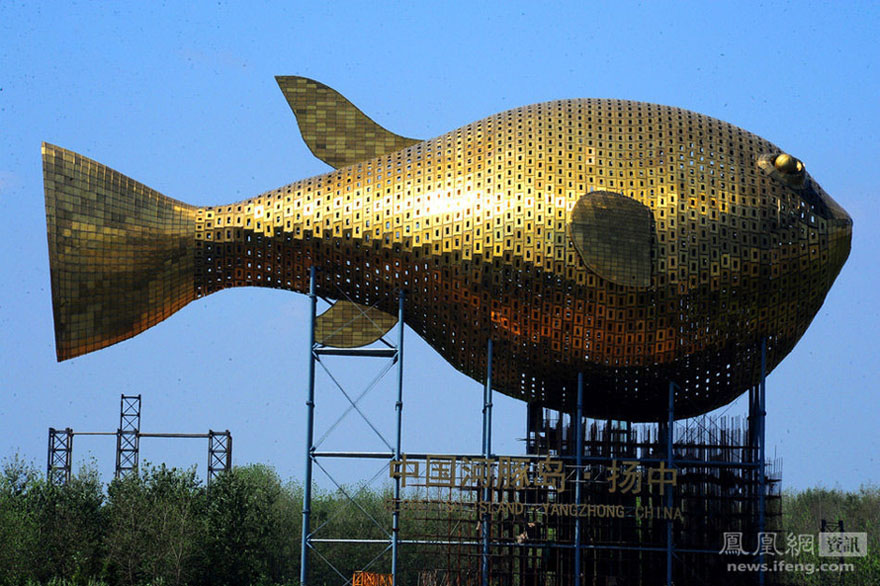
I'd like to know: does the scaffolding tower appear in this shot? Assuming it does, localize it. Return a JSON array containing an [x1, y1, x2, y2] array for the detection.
[[299, 266, 406, 586], [47, 427, 73, 485], [295, 278, 780, 586], [47, 395, 232, 485], [208, 430, 233, 483], [115, 394, 141, 478]]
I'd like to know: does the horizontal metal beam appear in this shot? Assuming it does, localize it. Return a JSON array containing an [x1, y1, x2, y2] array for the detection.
[[312, 451, 395, 459], [309, 537, 722, 555], [311, 538, 392, 544], [314, 347, 397, 358], [69, 431, 225, 440], [68, 431, 115, 436], [138, 433, 211, 439]]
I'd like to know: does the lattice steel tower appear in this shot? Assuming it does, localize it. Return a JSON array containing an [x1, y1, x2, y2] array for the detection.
[[115, 394, 141, 478]]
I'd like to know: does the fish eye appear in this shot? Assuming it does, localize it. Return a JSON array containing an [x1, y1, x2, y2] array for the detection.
[[774, 153, 804, 175]]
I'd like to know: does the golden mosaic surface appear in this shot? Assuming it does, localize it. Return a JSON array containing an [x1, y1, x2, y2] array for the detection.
[[568, 191, 654, 287], [277, 76, 420, 168], [44, 77, 852, 420], [314, 301, 398, 348], [43, 144, 196, 360]]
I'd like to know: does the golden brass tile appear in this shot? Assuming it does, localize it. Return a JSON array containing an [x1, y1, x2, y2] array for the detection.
[[43, 81, 852, 420]]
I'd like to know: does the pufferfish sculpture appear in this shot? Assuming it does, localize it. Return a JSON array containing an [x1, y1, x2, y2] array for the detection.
[[42, 76, 851, 420]]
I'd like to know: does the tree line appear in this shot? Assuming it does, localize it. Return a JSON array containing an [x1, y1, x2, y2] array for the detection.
[[2, 457, 290, 585], [0, 457, 446, 586], [0, 456, 877, 585]]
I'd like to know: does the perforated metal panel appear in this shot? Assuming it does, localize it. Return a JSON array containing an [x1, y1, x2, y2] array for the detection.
[[45, 92, 852, 420]]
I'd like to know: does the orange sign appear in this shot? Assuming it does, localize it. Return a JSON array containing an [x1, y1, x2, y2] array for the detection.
[[352, 571, 393, 586]]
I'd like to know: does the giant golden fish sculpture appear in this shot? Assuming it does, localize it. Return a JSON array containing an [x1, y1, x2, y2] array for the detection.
[[43, 77, 851, 420]]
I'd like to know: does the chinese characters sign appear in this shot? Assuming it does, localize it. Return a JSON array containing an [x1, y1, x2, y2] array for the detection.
[[390, 455, 678, 495], [390, 455, 566, 491]]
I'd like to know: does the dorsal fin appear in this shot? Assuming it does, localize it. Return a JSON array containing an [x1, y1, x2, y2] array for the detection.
[[315, 301, 398, 348], [276, 76, 421, 169], [567, 191, 654, 288]]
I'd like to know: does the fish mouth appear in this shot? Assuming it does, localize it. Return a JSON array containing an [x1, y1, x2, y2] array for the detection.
[[817, 182, 853, 280], [807, 177, 851, 225], [829, 208, 853, 279], [826, 196, 853, 234], [782, 169, 852, 277]]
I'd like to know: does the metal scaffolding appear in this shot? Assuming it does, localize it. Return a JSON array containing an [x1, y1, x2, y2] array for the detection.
[[47, 427, 73, 485], [116, 394, 141, 478], [208, 430, 233, 483], [46, 395, 232, 485], [296, 327, 779, 585], [300, 266, 406, 586], [442, 342, 775, 585]]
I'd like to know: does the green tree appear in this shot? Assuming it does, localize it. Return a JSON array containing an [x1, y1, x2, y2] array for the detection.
[[105, 470, 150, 586], [0, 457, 106, 586], [0, 456, 40, 585], [30, 463, 105, 583], [781, 485, 880, 585], [201, 465, 299, 586], [142, 465, 205, 586], [105, 464, 205, 586]]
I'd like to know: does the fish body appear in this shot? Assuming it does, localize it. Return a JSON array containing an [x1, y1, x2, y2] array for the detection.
[[43, 77, 851, 420]]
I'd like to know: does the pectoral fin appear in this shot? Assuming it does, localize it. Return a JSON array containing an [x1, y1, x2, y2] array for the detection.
[[276, 76, 421, 169], [568, 191, 654, 288], [315, 301, 398, 348]]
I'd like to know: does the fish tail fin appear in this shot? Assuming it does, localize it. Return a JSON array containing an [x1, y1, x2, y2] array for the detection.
[[42, 143, 197, 361]]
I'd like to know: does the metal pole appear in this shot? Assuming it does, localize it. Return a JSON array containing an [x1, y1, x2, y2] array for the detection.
[[666, 381, 675, 586], [485, 338, 494, 457], [574, 372, 584, 585], [65, 430, 73, 484], [207, 431, 214, 484], [300, 266, 317, 586], [226, 431, 232, 471], [481, 337, 493, 586], [481, 337, 493, 460], [47, 429, 52, 479], [391, 291, 405, 585], [758, 338, 767, 586], [748, 385, 756, 453]]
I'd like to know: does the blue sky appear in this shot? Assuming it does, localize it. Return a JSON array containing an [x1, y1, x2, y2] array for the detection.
[[1, 1, 877, 490]]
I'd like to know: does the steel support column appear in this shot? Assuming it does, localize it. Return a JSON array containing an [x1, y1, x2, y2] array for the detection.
[[665, 381, 676, 586], [208, 429, 232, 484], [574, 372, 584, 585], [300, 266, 318, 586], [47, 427, 73, 485], [115, 394, 141, 479], [747, 339, 768, 586], [758, 338, 767, 586], [391, 292, 405, 585], [481, 337, 493, 586]]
